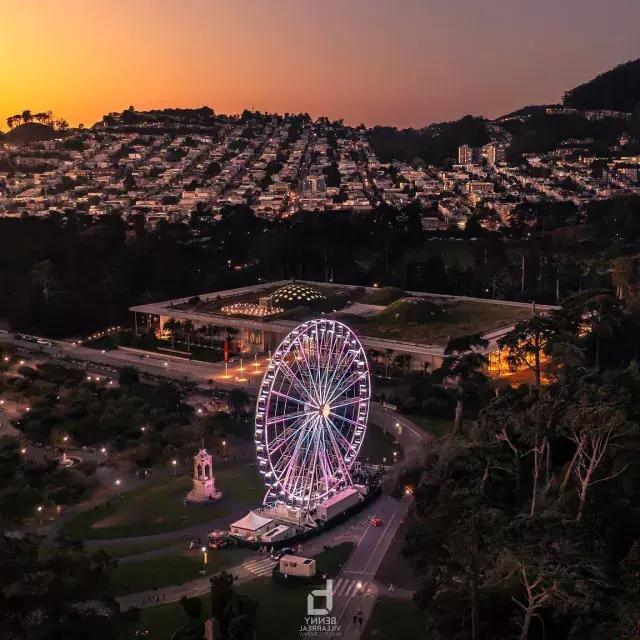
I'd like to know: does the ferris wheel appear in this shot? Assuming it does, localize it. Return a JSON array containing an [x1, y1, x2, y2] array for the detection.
[[255, 319, 370, 513]]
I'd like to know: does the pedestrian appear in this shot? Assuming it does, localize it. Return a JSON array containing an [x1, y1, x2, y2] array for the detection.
[[352, 614, 357, 626], [358, 615, 363, 626]]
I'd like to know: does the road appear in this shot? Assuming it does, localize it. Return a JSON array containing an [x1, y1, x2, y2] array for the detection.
[[0, 331, 250, 391], [331, 494, 412, 639]]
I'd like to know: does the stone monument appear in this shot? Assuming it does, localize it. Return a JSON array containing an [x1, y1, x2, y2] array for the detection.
[[186, 444, 222, 503]]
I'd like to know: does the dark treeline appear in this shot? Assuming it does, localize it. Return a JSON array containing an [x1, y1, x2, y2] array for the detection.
[[5, 194, 640, 336]]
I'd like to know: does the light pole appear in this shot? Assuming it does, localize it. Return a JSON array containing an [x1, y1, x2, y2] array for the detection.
[[222, 440, 227, 458], [201, 546, 208, 574], [172, 459, 177, 475]]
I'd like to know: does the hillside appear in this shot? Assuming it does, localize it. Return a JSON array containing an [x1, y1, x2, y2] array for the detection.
[[563, 58, 640, 112], [5, 122, 57, 144], [370, 115, 489, 166]]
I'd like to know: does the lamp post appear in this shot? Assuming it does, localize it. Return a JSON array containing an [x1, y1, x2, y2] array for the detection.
[[201, 546, 208, 574], [222, 440, 227, 459], [172, 459, 177, 475]]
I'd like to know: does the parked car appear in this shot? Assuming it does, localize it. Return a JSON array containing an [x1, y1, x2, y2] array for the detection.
[[370, 517, 383, 527], [271, 546, 295, 561]]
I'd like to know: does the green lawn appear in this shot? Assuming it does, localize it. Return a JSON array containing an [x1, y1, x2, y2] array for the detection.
[[362, 597, 424, 640], [63, 464, 262, 540], [93, 537, 187, 559], [110, 547, 251, 596], [363, 300, 531, 346], [360, 424, 402, 464]]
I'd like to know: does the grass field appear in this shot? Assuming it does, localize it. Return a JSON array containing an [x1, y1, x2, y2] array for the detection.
[[363, 300, 531, 346], [359, 424, 402, 464], [63, 464, 262, 540], [110, 547, 251, 595], [92, 537, 186, 558], [362, 596, 424, 639]]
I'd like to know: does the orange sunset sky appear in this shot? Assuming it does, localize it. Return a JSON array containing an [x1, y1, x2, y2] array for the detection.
[[2, 0, 639, 130]]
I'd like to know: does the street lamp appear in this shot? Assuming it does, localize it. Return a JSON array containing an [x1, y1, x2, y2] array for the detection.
[[201, 546, 208, 573], [172, 459, 177, 475], [222, 440, 227, 458], [115, 479, 121, 487]]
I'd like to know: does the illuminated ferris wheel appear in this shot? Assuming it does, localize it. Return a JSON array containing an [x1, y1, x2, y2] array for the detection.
[[255, 319, 370, 513]]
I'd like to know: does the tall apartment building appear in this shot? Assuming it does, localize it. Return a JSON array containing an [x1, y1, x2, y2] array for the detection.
[[458, 144, 475, 165], [458, 142, 506, 165], [483, 142, 506, 165]]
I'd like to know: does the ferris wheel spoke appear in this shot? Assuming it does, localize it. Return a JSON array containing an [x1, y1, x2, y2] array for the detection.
[[292, 336, 320, 400], [328, 411, 366, 435], [270, 390, 307, 406], [330, 396, 368, 412], [326, 371, 366, 405], [266, 408, 311, 426], [279, 359, 315, 403], [268, 414, 312, 454], [321, 338, 355, 403], [324, 417, 353, 483], [279, 417, 318, 499], [318, 329, 347, 402], [324, 348, 361, 404], [325, 415, 358, 455], [291, 427, 320, 501]]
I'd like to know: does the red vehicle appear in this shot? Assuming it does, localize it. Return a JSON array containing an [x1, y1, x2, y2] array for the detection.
[[370, 517, 383, 527]]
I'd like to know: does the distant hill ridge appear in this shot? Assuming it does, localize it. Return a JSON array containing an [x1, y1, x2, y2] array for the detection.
[[5, 122, 56, 144], [563, 58, 640, 113]]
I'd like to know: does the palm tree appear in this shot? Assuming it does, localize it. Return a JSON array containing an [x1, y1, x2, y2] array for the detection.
[[437, 333, 488, 436], [228, 388, 250, 420], [164, 317, 179, 350], [182, 320, 194, 353], [383, 348, 393, 378]]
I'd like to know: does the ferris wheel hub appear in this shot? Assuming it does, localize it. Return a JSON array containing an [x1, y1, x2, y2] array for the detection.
[[320, 403, 331, 418]]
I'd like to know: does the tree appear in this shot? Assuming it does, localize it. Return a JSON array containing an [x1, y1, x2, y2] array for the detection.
[[611, 255, 640, 299], [118, 366, 139, 389], [164, 317, 180, 350], [21, 109, 32, 124], [568, 403, 630, 521], [210, 570, 258, 638], [561, 291, 623, 370], [227, 388, 250, 420], [180, 595, 202, 620], [498, 315, 559, 388], [437, 333, 488, 436], [183, 320, 194, 353], [512, 563, 557, 640]]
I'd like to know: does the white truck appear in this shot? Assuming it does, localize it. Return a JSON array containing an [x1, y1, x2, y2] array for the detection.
[[315, 486, 362, 522]]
